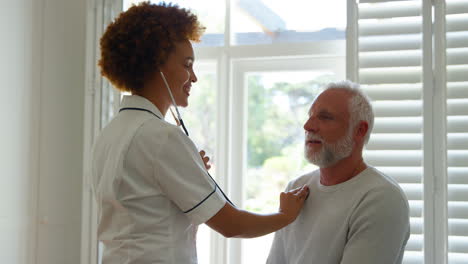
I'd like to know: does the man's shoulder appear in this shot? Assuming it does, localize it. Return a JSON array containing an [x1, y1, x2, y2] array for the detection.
[[359, 167, 409, 206], [364, 167, 404, 192]]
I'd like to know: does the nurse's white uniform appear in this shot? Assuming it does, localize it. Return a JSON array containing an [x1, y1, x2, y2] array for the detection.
[[91, 95, 227, 264]]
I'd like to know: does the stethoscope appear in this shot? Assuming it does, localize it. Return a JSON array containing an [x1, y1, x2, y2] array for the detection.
[[120, 71, 234, 208]]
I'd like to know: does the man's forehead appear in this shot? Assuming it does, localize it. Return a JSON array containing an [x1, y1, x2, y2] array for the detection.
[[308, 104, 338, 115], [309, 90, 351, 115]]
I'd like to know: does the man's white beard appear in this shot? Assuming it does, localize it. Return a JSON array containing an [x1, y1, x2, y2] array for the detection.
[[305, 129, 354, 168]]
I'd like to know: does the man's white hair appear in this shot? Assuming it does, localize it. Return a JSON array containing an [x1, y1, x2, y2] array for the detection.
[[324, 80, 374, 144]]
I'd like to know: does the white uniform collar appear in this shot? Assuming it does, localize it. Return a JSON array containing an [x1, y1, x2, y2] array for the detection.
[[120, 95, 164, 119]]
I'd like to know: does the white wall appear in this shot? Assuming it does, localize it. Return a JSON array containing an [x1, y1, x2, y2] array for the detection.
[[0, 0, 35, 263], [0, 0, 86, 263]]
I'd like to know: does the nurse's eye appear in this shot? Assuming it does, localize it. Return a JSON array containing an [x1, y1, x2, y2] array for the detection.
[[184, 59, 194, 69]]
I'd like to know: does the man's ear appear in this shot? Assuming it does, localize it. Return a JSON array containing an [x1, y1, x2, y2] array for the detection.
[[356, 121, 369, 140]]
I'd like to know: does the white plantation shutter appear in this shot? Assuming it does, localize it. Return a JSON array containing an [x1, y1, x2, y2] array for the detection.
[[353, 0, 424, 263], [446, 1, 468, 263], [351, 0, 468, 263]]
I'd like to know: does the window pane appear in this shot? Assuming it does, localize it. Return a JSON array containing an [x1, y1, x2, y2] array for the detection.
[[242, 71, 340, 264], [123, 0, 225, 46], [231, 0, 346, 45]]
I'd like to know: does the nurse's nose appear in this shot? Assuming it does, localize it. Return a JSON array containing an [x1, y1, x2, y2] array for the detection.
[[190, 68, 197, 83]]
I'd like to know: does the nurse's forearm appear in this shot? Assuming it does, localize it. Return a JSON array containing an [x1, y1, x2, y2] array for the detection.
[[231, 208, 294, 238], [207, 185, 308, 238], [206, 203, 292, 238]]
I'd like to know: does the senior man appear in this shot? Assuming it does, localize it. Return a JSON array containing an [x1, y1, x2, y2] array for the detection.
[[267, 81, 410, 264]]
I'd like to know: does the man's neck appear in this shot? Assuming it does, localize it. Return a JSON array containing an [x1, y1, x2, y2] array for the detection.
[[319, 154, 367, 186]]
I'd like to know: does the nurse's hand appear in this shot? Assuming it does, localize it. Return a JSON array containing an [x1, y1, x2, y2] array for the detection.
[[199, 150, 211, 170], [279, 185, 309, 223]]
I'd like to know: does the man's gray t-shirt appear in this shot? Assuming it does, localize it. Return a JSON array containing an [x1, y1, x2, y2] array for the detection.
[[267, 167, 410, 264]]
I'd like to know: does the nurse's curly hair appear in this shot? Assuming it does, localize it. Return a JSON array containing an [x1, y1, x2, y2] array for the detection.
[[98, 1, 205, 93]]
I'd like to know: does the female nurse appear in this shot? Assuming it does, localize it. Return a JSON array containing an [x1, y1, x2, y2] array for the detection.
[[91, 2, 309, 263]]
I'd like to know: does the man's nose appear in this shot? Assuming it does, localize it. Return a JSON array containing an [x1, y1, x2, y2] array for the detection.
[[303, 117, 317, 132]]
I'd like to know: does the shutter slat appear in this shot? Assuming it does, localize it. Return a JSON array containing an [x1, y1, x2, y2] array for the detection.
[[398, 183, 422, 200], [448, 184, 468, 201], [449, 252, 468, 264], [375, 166, 422, 183], [447, 0, 468, 15], [359, 1, 420, 19], [448, 201, 468, 218], [360, 67, 421, 84], [360, 50, 421, 68], [449, 236, 468, 253], [373, 117, 422, 133], [449, 219, 468, 236], [448, 134, 468, 149], [367, 134, 421, 150], [448, 167, 468, 184], [359, 0, 419, 4], [403, 251, 424, 264], [448, 151, 468, 167], [447, 31, 468, 49], [447, 15, 468, 32], [448, 116, 468, 132], [405, 234, 423, 251], [372, 100, 421, 117], [359, 34, 421, 52], [449, 202, 468, 218], [448, 48, 468, 65], [448, 65, 468, 82], [448, 82, 468, 98], [362, 84, 421, 100], [364, 149, 422, 166], [360, 19, 422, 37], [410, 217, 423, 234], [409, 201, 423, 218], [448, 99, 468, 115]]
